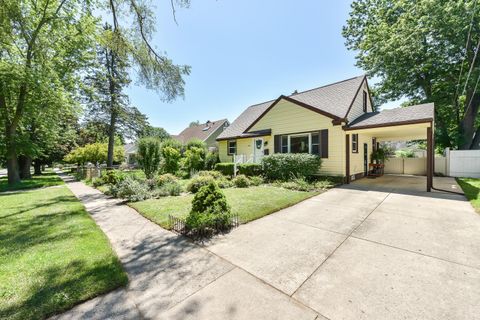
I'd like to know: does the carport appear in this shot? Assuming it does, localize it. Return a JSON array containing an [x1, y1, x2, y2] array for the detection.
[[344, 103, 434, 191]]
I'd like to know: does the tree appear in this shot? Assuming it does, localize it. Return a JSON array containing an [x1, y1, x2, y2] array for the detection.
[[94, 0, 191, 167], [140, 125, 170, 141], [137, 137, 161, 178], [189, 120, 200, 127], [0, 0, 96, 184], [343, 0, 480, 149]]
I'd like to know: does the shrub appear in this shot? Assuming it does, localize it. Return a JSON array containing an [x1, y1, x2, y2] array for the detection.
[[262, 153, 321, 181], [196, 170, 224, 179], [153, 181, 182, 197], [110, 176, 151, 202], [185, 138, 206, 150], [137, 138, 162, 179], [280, 177, 315, 191], [249, 175, 264, 186], [154, 173, 178, 187], [238, 163, 262, 176], [185, 182, 232, 232], [214, 162, 235, 176], [181, 146, 205, 174], [161, 138, 183, 151], [232, 174, 250, 188], [205, 151, 220, 170], [186, 175, 216, 193], [103, 170, 125, 185], [161, 146, 181, 174]]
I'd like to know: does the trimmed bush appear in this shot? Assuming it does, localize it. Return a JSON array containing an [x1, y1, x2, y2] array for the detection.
[[185, 182, 232, 232], [110, 176, 151, 202], [154, 173, 178, 187], [214, 162, 234, 176], [232, 174, 250, 188], [137, 138, 162, 179], [186, 175, 216, 193], [262, 153, 321, 181], [238, 163, 262, 176]]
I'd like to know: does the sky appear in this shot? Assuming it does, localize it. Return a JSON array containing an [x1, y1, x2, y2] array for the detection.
[[126, 0, 400, 134]]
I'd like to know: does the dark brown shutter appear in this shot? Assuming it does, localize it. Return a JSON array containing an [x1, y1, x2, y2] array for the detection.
[[320, 129, 328, 158], [274, 135, 281, 153]]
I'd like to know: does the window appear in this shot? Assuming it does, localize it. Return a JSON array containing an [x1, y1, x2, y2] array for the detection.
[[290, 135, 309, 153], [363, 91, 368, 112], [227, 140, 236, 155], [311, 133, 320, 154], [281, 135, 288, 153], [352, 134, 358, 153]]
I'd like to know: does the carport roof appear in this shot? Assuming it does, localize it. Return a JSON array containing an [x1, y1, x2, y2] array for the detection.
[[346, 103, 434, 130]]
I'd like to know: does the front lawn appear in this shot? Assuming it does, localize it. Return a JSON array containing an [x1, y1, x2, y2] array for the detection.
[[129, 186, 319, 228], [0, 178, 127, 319], [0, 171, 63, 192], [456, 178, 480, 213]]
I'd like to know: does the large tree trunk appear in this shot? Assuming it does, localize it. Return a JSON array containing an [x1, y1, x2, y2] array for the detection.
[[470, 126, 480, 149], [19, 155, 32, 179], [34, 161, 42, 175], [107, 110, 116, 167], [5, 126, 20, 185], [460, 93, 480, 149], [107, 48, 117, 168]]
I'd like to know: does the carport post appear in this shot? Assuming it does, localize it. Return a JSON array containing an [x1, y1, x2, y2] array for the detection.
[[345, 134, 350, 184], [427, 126, 433, 192]]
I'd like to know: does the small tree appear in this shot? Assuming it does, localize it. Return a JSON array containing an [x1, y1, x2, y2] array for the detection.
[[185, 182, 231, 233], [137, 137, 162, 178], [181, 147, 205, 173]]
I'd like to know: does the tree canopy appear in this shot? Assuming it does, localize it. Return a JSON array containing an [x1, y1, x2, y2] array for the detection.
[[343, 0, 480, 149]]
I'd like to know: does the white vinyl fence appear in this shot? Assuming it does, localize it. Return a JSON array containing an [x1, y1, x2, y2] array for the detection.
[[384, 148, 480, 178], [446, 148, 480, 178]]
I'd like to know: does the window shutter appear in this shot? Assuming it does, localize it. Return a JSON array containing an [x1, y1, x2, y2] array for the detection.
[[274, 135, 281, 153], [320, 129, 328, 158]]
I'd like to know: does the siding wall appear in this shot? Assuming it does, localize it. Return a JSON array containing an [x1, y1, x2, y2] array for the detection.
[[346, 80, 373, 123], [218, 136, 272, 163]]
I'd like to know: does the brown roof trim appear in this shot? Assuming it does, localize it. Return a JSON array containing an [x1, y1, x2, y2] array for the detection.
[[216, 129, 272, 141], [343, 118, 433, 131], [243, 95, 343, 133], [343, 75, 367, 120]]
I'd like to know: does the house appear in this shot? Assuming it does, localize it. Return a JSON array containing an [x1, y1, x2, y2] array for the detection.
[[173, 119, 230, 150], [216, 75, 435, 190], [124, 143, 137, 165]]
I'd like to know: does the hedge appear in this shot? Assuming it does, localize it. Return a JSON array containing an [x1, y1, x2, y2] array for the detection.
[[214, 162, 235, 176], [261, 153, 321, 181], [237, 163, 263, 176]]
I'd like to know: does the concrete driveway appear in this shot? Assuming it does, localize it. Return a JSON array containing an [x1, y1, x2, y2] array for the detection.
[[203, 175, 480, 320]]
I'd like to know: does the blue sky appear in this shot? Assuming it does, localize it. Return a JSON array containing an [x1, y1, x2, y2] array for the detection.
[[127, 0, 398, 134]]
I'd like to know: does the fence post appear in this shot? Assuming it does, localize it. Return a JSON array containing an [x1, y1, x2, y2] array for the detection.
[[445, 147, 450, 177], [233, 154, 237, 177]]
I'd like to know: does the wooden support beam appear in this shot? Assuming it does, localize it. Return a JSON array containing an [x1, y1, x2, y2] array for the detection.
[[346, 134, 350, 184], [426, 126, 433, 192]]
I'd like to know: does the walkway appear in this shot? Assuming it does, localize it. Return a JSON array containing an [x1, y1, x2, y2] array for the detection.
[[52, 173, 318, 320]]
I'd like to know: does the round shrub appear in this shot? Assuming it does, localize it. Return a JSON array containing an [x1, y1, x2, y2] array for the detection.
[[214, 163, 234, 176], [185, 182, 231, 232], [186, 175, 216, 193], [261, 153, 322, 181], [196, 170, 224, 179], [155, 173, 178, 187], [248, 175, 264, 186], [232, 174, 250, 188]]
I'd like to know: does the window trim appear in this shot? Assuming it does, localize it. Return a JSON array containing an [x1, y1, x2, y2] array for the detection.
[[352, 134, 359, 153], [278, 132, 317, 154], [362, 91, 368, 113], [227, 140, 237, 155]]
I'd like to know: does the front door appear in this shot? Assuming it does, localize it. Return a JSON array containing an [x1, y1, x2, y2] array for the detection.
[[363, 143, 368, 175], [253, 138, 264, 163]]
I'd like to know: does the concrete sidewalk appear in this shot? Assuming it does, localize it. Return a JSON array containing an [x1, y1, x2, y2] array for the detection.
[[52, 173, 318, 320]]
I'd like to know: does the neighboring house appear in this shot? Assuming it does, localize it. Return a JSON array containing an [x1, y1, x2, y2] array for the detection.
[[124, 143, 137, 165], [217, 75, 435, 186], [173, 119, 230, 149]]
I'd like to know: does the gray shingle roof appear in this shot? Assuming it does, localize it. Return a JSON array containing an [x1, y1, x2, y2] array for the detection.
[[347, 103, 434, 129], [217, 75, 365, 140], [175, 119, 229, 143]]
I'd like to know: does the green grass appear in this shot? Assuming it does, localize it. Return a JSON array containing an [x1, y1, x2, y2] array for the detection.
[[0, 177, 128, 319], [129, 186, 319, 228], [0, 171, 63, 192], [457, 178, 480, 213]]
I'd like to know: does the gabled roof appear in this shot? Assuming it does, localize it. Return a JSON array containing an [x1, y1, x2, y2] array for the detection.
[[175, 119, 229, 143], [346, 103, 434, 130], [217, 75, 366, 140]]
